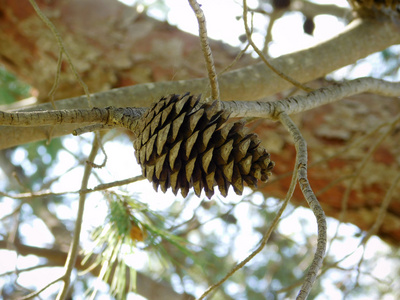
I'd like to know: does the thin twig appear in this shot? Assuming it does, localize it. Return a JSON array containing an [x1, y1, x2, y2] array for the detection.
[[188, 0, 220, 101], [262, 9, 284, 53], [218, 43, 250, 75], [29, 0, 92, 106], [0, 175, 144, 200], [0, 203, 23, 222], [73, 124, 115, 135], [0, 263, 51, 277], [86, 132, 108, 168], [276, 246, 359, 295], [278, 112, 327, 300], [48, 49, 63, 108], [243, 0, 313, 93], [56, 135, 100, 300], [197, 148, 299, 299], [19, 275, 64, 300], [223, 77, 400, 119], [218, 12, 253, 76], [360, 170, 400, 245]]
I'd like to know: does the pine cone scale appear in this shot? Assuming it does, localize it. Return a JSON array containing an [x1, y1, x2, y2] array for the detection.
[[215, 139, 233, 165], [199, 123, 216, 152], [238, 155, 252, 175], [201, 147, 214, 173], [183, 131, 200, 160], [222, 160, 234, 182], [189, 108, 205, 133], [171, 113, 186, 142], [146, 135, 157, 163], [160, 103, 175, 125], [185, 157, 196, 183], [156, 124, 170, 156], [169, 140, 182, 171], [150, 113, 161, 136], [232, 165, 243, 194], [233, 137, 251, 162], [192, 167, 202, 196], [205, 166, 216, 192], [155, 153, 167, 179]]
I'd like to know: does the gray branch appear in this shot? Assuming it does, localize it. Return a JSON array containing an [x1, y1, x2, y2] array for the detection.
[[1, 78, 399, 150], [0, 16, 399, 149]]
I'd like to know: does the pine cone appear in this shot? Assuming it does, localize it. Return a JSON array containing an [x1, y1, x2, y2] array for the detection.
[[133, 93, 274, 199]]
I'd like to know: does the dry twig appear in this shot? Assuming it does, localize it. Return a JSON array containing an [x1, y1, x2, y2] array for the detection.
[[242, 0, 313, 93], [28, 0, 91, 107], [197, 146, 299, 300], [188, 0, 220, 101], [55, 135, 100, 300], [278, 112, 327, 300]]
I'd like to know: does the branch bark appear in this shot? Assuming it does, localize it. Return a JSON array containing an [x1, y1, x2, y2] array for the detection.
[[279, 112, 327, 300], [1, 77, 398, 139]]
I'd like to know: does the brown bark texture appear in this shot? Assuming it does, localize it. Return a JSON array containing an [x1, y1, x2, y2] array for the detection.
[[0, 0, 399, 252]]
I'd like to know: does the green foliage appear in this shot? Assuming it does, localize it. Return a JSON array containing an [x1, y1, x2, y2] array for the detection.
[[109, 199, 131, 237], [0, 66, 30, 104], [81, 191, 198, 299]]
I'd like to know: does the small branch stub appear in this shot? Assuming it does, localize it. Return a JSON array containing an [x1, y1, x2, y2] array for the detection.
[[132, 93, 274, 198]]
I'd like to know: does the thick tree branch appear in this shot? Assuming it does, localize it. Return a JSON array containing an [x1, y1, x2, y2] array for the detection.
[[1, 78, 399, 147], [224, 77, 400, 119], [0, 16, 399, 148]]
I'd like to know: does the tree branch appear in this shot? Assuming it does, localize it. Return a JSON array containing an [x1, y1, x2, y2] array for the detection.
[[0, 15, 399, 148], [197, 142, 299, 299], [243, 0, 313, 92], [224, 77, 400, 119], [56, 135, 100, 300], [188, 0, 219, 101], [28, 0, 91, 107], [0, 175, 144, 200], [278, 112, 327, 300], [1, 78, 399, 146]]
